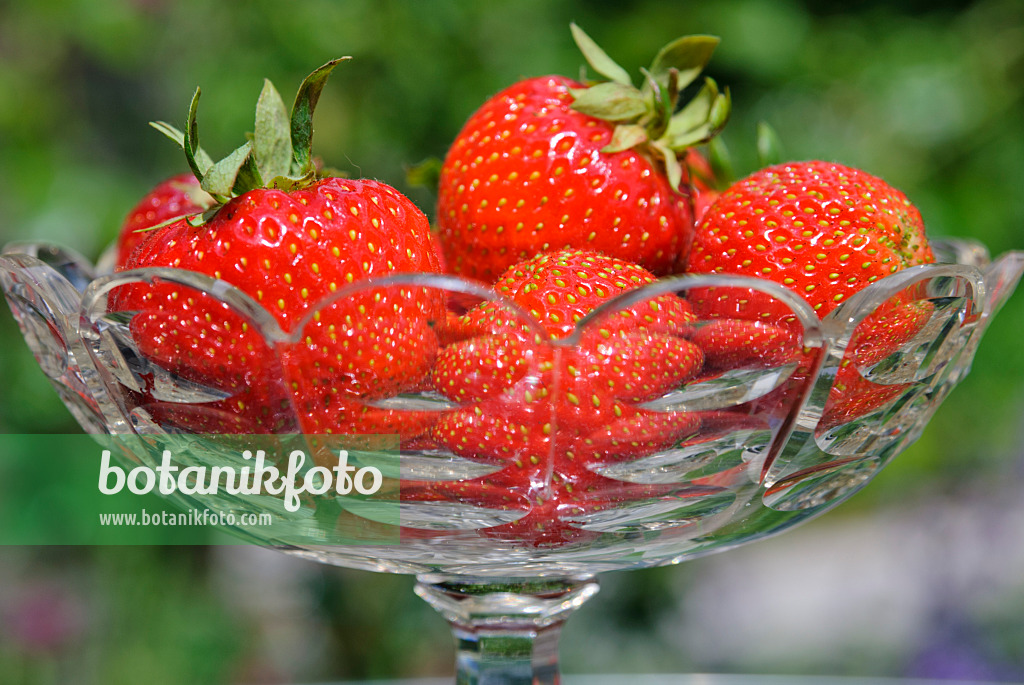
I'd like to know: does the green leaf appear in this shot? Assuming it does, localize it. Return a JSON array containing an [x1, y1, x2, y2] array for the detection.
[[150, 120, 185, 147], [150, 121, 216, 174], [756, 120, 785, 168], [570, 23, 632, 86], [664, 79, 717, 144], [706, 136, 735, 188], [709, 88, 731, 130], [638, 67, 670, 139], [232, 151, 264, 196], [184, 88, 207, 182], [664, 99, 729, 151], [570, 82, 649, 122], [663, 79, 730, 151], [602, 124, 648, 153], [267, 169, 316, 192], [670, 124, 710, 150], [189, 207, 219, 227], [254, 78, 292, 181], [649, 35, 720, 93], [290, 57, 349, 176], [201, 141, 257, 198], [129, 212, 196, 235], [664, 97, 730, 151], [664, 67, 681, 113], [652, 141, 684, 192]]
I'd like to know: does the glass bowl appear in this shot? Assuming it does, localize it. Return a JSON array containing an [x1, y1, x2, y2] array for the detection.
[[2, 238, 1021, 684]]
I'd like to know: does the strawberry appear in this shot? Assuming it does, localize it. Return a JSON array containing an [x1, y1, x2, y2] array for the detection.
[[690, 318, 801, 371], [115, 173, 214, 266], [436, 24, 729, 283], [484, 248, 696, 337], [109, 60, 445, 436], [816, 297, 934, 430], [435, 250, 703, 406], [686, 160, 934, 319], [402, 468, 709, 547], [403, 249, 705, 546], [686, 122, 790, 224], [686, 161, 935, 427]]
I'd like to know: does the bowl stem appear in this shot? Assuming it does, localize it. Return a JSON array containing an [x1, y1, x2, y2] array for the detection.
[[415, 574, 600, 684]]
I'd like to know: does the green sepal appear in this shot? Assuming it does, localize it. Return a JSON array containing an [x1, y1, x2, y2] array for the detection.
[[570, 82, 649, 122], [756, 120, 785, 168], [406, 157, 443, 194], [664, 68, 681, 118], [652, 140, 683, 192], [664, 78, 718, 144], [154, 57, 350, 213], [648, 35, 720, 93], [254, 78, 293, 181], [566, 25, 729, 173], [130, 211, 199, 235], [663, 79, 731, 150], [290, 57, 349, 176], [201, 141, 259, 199], [664, 103, 729, 150], [233, 148, 264, 196], [189, 207, 220, 227], [709, 88, 731, 131], [184, 88, 207, 183], [602, 124, 649, 153], [638, 67, 670, 140], [266, 169, 317, 192], [570, 23, 631, 85], [149, 121, 216, 174], [706, 136, 735, 189]]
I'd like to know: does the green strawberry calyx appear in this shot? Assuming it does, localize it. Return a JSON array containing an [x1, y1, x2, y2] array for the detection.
[[568, 24, 731, 192], [149, 57, 348, 225]]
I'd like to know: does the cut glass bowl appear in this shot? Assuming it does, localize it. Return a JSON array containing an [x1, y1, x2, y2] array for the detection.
[[2, 237, 1021, 684]]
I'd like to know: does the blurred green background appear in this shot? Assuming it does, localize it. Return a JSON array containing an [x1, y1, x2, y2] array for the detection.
[[1, 0, 1022, 682]]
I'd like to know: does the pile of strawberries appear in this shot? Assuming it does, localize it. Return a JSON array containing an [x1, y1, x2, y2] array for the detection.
[[109, 27, 935, 545]]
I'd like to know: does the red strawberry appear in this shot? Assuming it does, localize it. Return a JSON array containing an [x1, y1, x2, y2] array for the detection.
[[686, 161, 933, 319], [115, 173, 214, 266], [690, 318, 801, 371], [466, 248, 697, 339], [410, 249, 704, 546], [400, 473, 598, 547], [431, 334, 532, 403], [817, 297, 934, 429], [435, 250, 703, 406], [403, 455, 719, 547], [409, 414, 707, 547], [436, 24, 729, 283], [686, 161, 935, 427], [572, 407, 701, 464], [109, 60, 445, 437]]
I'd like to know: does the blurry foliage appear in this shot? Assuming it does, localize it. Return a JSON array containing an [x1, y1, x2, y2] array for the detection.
[[0, 547, 244, 684], [0, 0, 1022, 681]]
